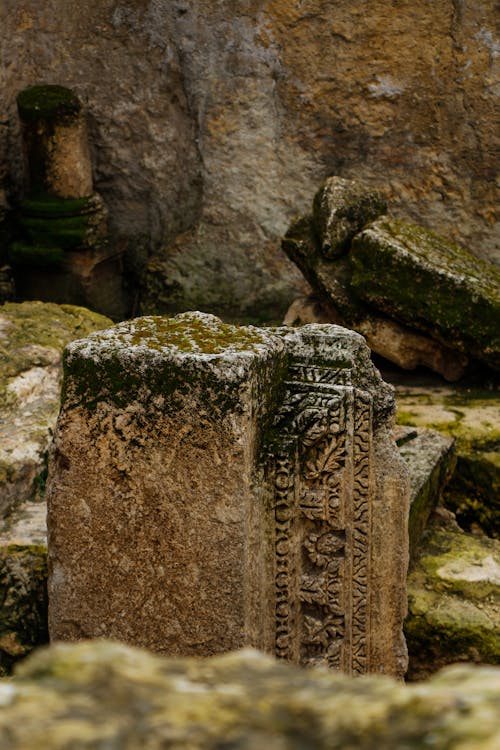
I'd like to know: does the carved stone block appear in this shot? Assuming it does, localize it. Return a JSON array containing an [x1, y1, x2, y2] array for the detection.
[[47, 313, 410, 677]]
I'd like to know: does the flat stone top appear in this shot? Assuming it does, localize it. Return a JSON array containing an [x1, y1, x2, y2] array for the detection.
[[67, 312, 283, 363]]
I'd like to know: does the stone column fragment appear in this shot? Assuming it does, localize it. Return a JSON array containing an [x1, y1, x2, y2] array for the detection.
[[48, 313, 285, 656], [17, 85, 93, 199], [47, 313, 410, 677]]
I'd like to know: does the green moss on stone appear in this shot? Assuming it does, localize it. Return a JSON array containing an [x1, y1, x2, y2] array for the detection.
[[62, 315, 282, 416], [17, 85, 81, 124], [8, 242, 64, 267], [351, 217, 500, 367], [0, 301, 112, 409], [444, 452, 500, 538], [21, 195, 96, 218], [19, 213, 91, 249]]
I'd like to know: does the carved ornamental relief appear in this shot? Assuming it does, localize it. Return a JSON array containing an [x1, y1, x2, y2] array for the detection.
[[267, 358, 373, 674]]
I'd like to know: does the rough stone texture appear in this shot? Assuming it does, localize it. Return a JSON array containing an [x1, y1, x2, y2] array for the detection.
[[284, 294, 469, 381], [396, 382, 499, 538], [0, 1, 498, 320], [0, 301, 112, 522], [351, 217, 500, 370], [0, 643, 499, 749], [47, 313, 409, 677], [406, 523, 500, 681], [312, 176, 387, 258], [0, 544, 48, 676], [396, 428, 456, 561]]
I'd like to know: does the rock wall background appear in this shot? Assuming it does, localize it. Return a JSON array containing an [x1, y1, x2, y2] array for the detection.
[[1, 0, 498, 320]]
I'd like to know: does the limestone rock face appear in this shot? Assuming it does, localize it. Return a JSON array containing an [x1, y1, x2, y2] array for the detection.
[[0, 642, 499, 749], [47, 313, 409, 677], [406, 524, 500, 680], [0, 301, 112, 521], [0, 1, 498, 319], [351, 218, 500, 369]]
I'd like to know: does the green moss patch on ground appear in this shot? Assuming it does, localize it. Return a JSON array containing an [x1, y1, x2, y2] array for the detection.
[[405, 523, 500, 680]]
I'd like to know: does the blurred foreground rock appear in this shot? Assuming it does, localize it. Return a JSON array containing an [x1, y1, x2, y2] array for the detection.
[[0, 642, 499, 749]]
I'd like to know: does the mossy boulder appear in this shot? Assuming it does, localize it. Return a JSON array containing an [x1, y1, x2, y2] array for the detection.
[[0, 301, 112, 520], [0, 545, 48, 677], [405, 524, 500, 680], [282, 214, 367, 322], [351, 217, 500, 369], [0, 642, 499, 749], [282, 183, 479, 381]]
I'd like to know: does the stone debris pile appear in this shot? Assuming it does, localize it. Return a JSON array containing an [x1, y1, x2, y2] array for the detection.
[[283, 176, 500, 379]]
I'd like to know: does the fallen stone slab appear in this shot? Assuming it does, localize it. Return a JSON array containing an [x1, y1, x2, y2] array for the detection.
[[47, 312, 410, 677], [282, 179, 473, 381], [351, 217, 500, 370], [396, 427, 456, 561], [1, 642, 500, 749], [405, 523, 500, 680], [0, 301, 112, 521]]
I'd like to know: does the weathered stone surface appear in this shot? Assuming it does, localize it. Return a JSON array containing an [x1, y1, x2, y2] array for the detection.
[[284, 294, 469, 381], [0, 642, 499, 749], [312, 176, 387, 258], [47, 313, 409, 677], [0, 301, 112, 521], [397, 428, 456, 561], [1, 2, 498, 320], [0, 544, 48, 677], [351, 217, 500, 369], [396, 382, 499, 538], [406, 524, 500, 680]]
